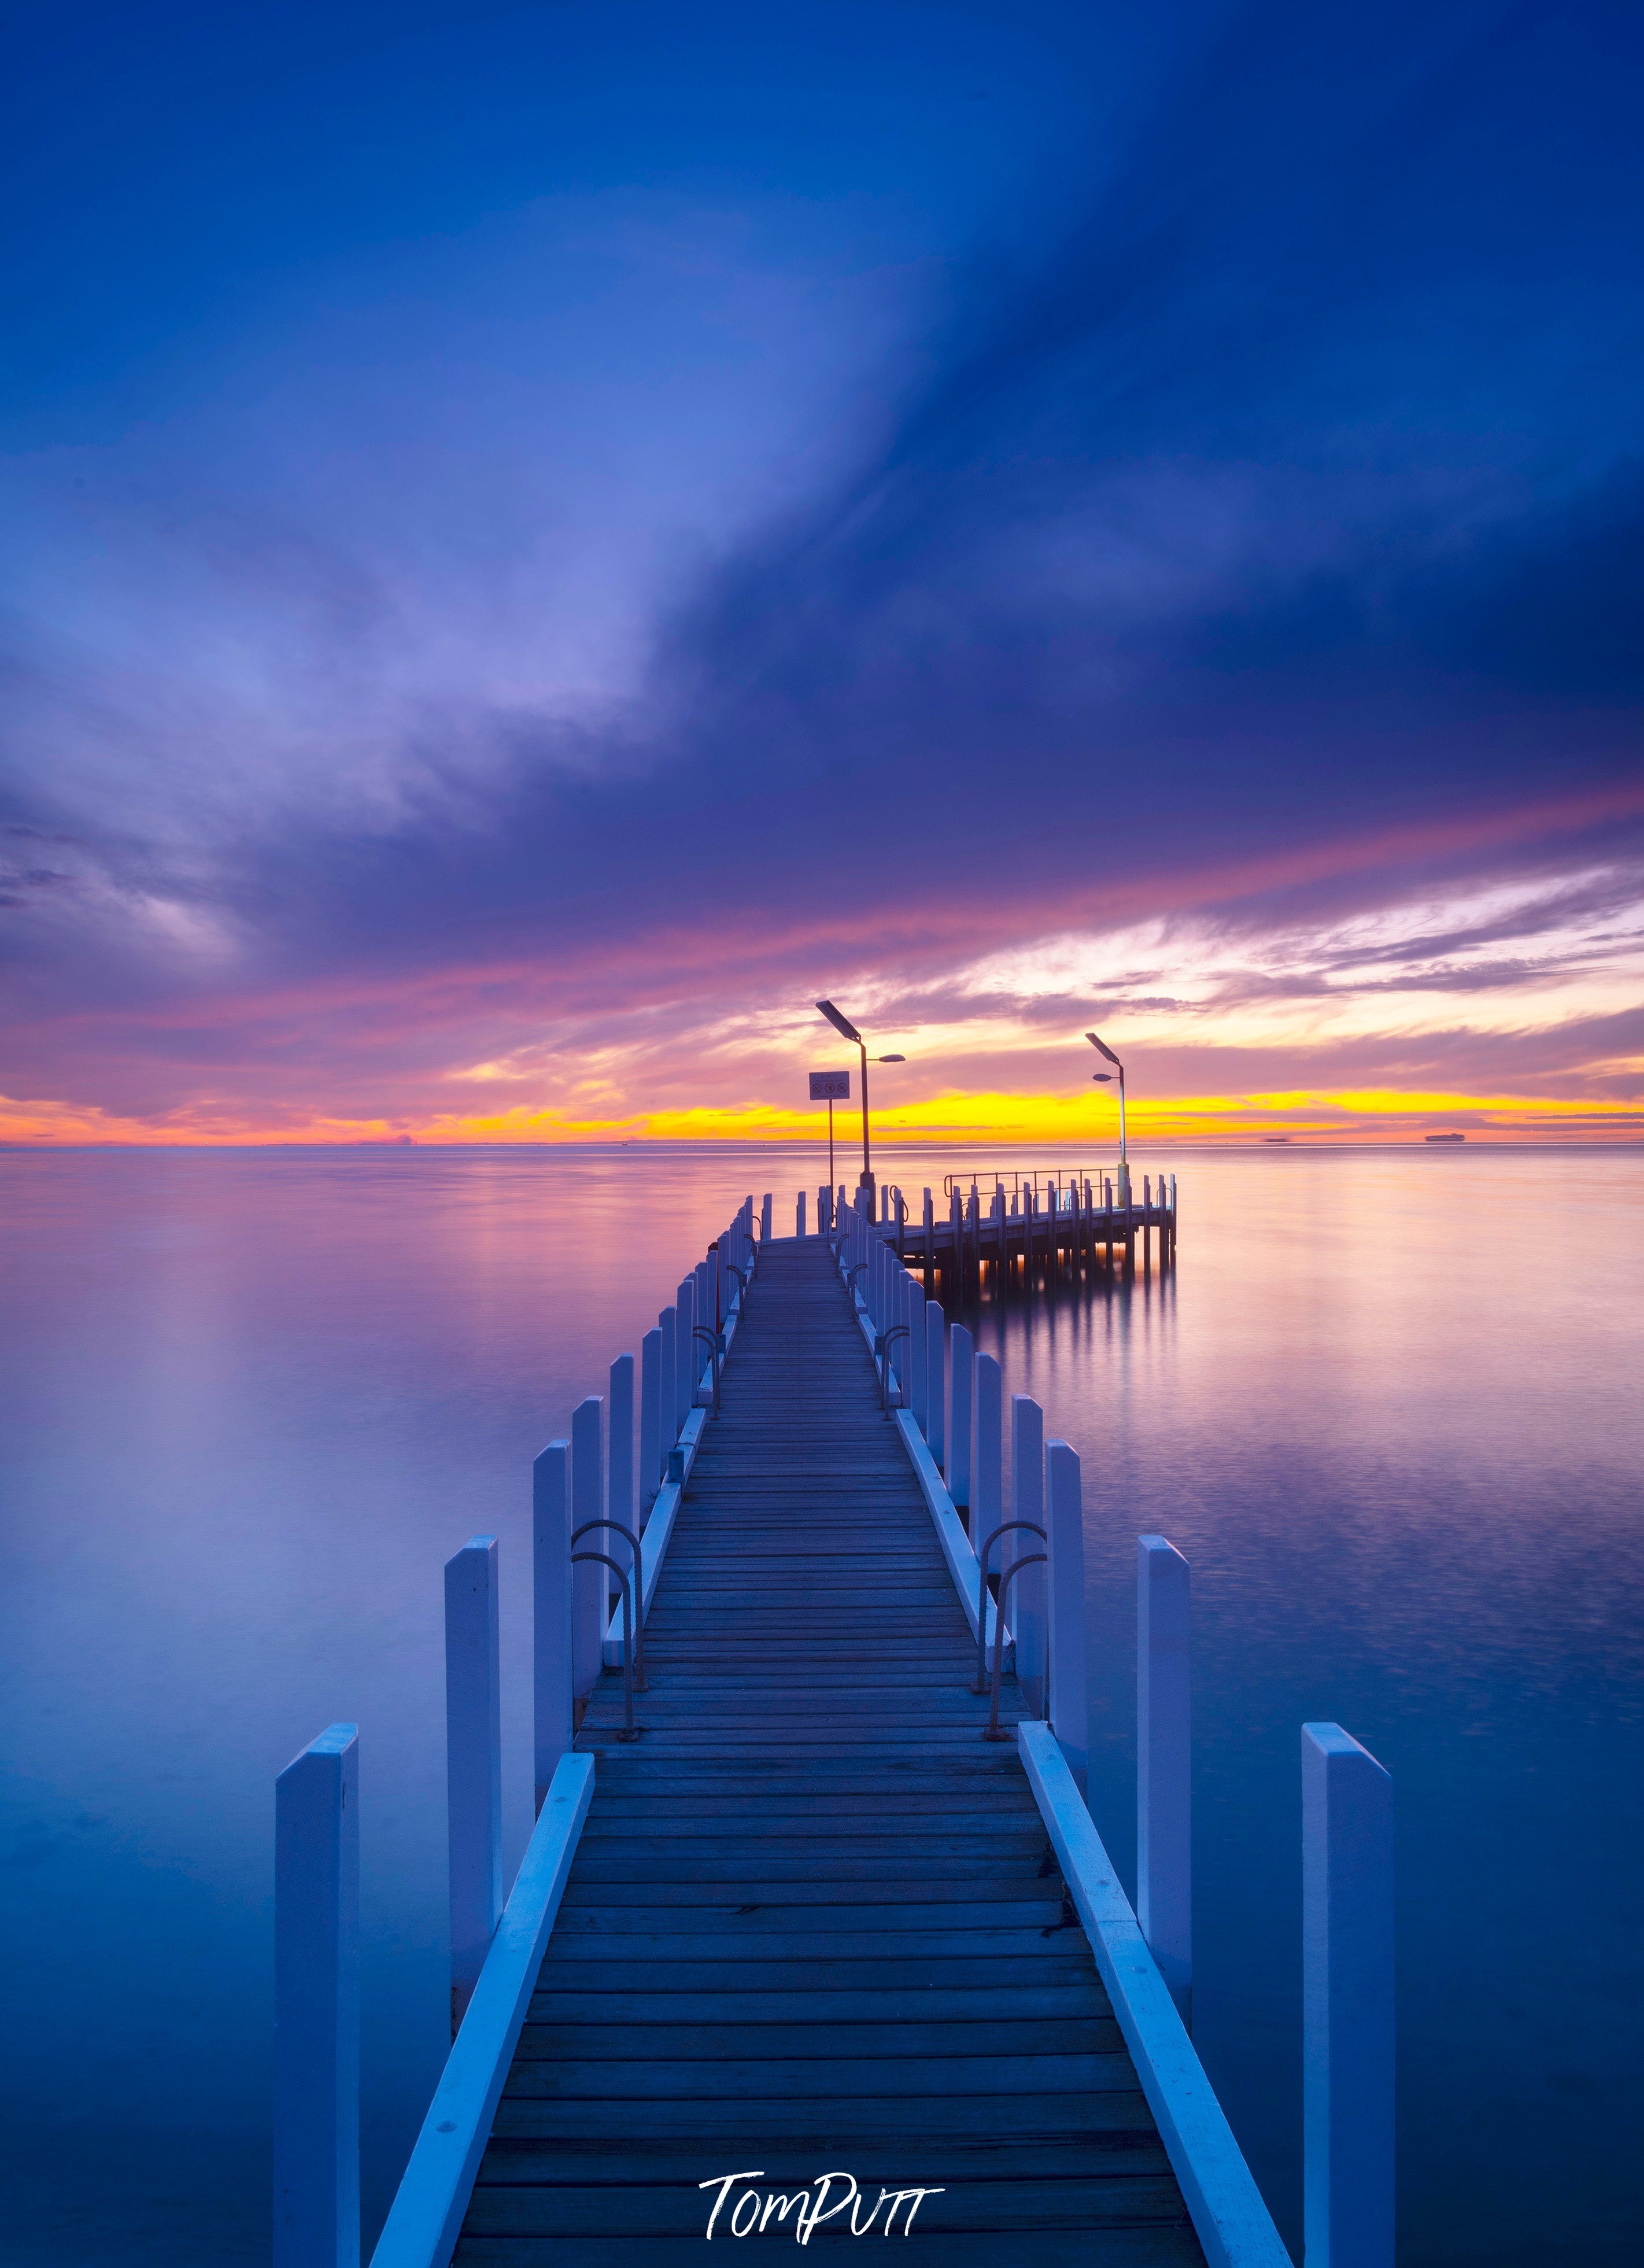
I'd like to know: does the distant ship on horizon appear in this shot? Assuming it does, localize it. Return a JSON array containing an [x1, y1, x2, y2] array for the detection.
[[1425, 1132, 1466, 1142]]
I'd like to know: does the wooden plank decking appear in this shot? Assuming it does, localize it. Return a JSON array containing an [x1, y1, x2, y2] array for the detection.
[[457, 1239, 1203, 2262]]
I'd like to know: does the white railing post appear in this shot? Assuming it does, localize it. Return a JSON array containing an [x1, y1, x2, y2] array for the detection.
[[925, 1300, 945, 1465], [1137, 1535, 1192, 2023], [975, 1352, 1003, 1543], [532, 1441, 572, 1811], [908, 1276, 927, 1427], [797, 1189, 806, 1237], [639, 1330, 663, 1516], [948, 1323, 973, 1510], [1045, 1441, 1087, 1783], [445, 1535, 501, 2033], [571, 1396, 605, 1699], [1008, 1395, 1046, 1713], [608, 1352, 634, 1550], [1303, 1723, 1394, 2268], [657, 1306, 678, 1452], [761, 1192, 772, 1241], [274, 1724, 359, 2268], [675, 1278, 695, 1435]]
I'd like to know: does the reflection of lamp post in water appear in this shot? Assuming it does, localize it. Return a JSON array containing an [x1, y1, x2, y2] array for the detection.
[[1086, 1031, 1129, 1202], [814, 1001, 906, 1219]]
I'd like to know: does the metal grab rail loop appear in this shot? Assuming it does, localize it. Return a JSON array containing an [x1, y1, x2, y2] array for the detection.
[[571, 1517, 647, 1689], [691, 1323, 725, 1417], [875, 1323, 909, 1416], [982, 1552, 1048, 1741], [570, 1550, 641, 1739], [971, 1520, 1048, 1695]]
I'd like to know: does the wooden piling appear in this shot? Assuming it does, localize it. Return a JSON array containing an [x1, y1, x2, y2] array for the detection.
[[445, 1535, 501, 2033], [1138, 1535, 1192, 2024], [1303, 1723, 1395, 2268], [274, 1724, 360, 2268], [531, 1441, 572, 1808]]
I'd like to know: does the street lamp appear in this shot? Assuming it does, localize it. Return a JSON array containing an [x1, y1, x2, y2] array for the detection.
[[1086, 1031, 1128, 1194], [815, 1000, 905, 1218]]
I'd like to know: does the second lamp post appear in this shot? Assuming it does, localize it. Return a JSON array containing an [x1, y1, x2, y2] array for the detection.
[[815, 999, 904, 1220]]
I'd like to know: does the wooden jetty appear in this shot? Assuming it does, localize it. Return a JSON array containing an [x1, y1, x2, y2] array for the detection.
[[808, 1167, 1177, 1296], [274, 1184, 1395, 2268]]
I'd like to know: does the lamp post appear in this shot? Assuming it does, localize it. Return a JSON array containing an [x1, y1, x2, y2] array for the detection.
[[1086, 1031, 1128, 1201], [815, 1001, 905, 1220]]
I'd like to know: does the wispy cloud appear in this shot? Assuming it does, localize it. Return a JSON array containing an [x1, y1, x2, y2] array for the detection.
[[2, 1, 1641, 1140]]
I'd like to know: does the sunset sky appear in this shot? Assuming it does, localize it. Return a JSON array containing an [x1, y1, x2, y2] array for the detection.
[[5, 1, 1642, 1145]]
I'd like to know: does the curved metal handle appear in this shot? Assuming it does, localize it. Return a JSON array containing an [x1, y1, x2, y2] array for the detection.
[[690, 1322, 723, 1415], [570, 1550, 641, 1740], [972, 1521, 1048, 1696], [983, 1551, 1049, 1741], [571, 1517, 646, 1690], [878, 1322, 909, 1415]]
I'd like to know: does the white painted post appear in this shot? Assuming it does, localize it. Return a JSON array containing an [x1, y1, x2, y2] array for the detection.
[[1008, 1395, 1046, 1712], [949, 1323, 973, 1509], [675, 1278, 695, 1434], [657, 1306, 678, 1450], [1045, 1443, 1087, 1782], [908, 1274, 928, 1428], [761, 1192, 772, 1241], [608, 1353, 634, 1554], [974, 1353, 1003, 1542], [797, 1189, 806, 1237], [639, 1330, 662, 1516], [571, 1396, 604, 1699], [1303, 1723, 1395, 2268], [1137, 1536, 1192, 2023], [532, 1441, 572, 1809], [925, 1300, 945, 1466], [274, 1724, 359, 2268], [445, 1535, 501, 2032]]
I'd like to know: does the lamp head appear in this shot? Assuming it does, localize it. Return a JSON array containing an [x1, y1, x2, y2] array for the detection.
[[815, 999, 862, 1045], [1085, 1031, 1121, 1068], [1092, 1073, 1112, 1083], [878, 1053, 906, 1063]]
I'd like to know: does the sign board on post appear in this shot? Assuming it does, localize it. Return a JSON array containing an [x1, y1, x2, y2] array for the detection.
[[809, 1070, 851, 1205]]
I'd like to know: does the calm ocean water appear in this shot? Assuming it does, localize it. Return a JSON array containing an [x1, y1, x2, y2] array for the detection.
[[1, 1144, 1639, 2264]]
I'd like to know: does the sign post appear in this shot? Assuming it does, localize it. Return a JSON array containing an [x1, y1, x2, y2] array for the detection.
[[809, 1069, 851, 1198]]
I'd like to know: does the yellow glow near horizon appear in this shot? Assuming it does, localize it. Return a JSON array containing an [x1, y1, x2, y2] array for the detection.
[[4, 1084, 1639, 1146]]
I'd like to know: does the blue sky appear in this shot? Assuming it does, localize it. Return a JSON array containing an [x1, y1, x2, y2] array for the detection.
[[3, 0, 1642, 1139]]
